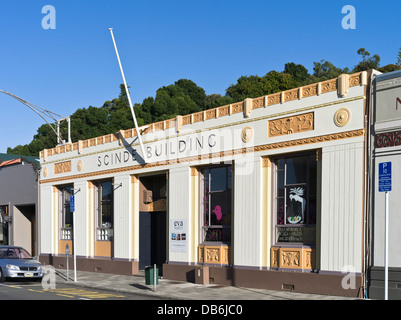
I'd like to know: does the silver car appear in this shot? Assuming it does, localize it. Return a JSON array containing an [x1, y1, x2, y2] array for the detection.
[[0, 246, 43, 282]]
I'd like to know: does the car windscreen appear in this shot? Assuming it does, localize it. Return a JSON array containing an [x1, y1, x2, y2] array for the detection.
[[0, 247, 32, 259]]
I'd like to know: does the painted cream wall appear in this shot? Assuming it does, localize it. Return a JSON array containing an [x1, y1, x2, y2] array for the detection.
[[320, 140, 365, 273], [233, 155, 262, 267], [168, 166, 190, 263], [113, 174, 132, 260], [73, 180, 88, 257], [39, 184, 53, 254]]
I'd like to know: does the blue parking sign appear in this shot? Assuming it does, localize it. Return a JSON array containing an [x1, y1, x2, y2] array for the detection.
[[379, 162, 392, 192], [70, 195, 75, 212]]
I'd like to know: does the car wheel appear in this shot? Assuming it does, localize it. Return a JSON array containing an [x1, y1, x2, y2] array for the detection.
[[0, 268, 5, 283]]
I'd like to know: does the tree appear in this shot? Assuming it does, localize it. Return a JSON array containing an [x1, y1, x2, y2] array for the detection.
[[284, 62, 310, 84], [353, 48, 381, 72], [311, 60, 349, 81]]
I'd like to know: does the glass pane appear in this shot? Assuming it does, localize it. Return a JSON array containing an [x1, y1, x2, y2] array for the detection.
[[204, 227, 221, 242], [101, 204, 112, 227], [227, 167, 232, 190], [286, 186, 306, 224], [308, 195, 316, 224], [277, 198, 285, 225], [210, 192, 227, 226], [63, 187, 73, 227], [286, 157, 307, 184], [210, 167, 227, 191], [202, 170, 210, 227], [101, 181, 112, 202], [277, 169, 284, 197], [308, 158, 317, 196]]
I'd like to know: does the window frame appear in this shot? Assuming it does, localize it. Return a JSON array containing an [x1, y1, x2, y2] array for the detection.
[[272, 152, 317, 246], [94, 179, 114, 241], [58, 184, 74, 240], [199, 164, 232, 245]]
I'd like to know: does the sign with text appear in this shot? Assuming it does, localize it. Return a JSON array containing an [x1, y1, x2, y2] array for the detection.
[[170, 219, 187, 252], [70, 195, 75, 212], [379, 162, 392, 192]]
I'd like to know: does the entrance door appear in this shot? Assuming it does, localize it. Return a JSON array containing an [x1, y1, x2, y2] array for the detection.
[[139, 211, 166, 273], [138, 174, 167, 275]]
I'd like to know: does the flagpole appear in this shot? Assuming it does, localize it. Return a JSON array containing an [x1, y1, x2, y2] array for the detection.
[[108, 28, 146, 161]]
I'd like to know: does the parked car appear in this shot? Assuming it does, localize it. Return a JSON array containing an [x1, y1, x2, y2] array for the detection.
[[0, 246, 43, 282]]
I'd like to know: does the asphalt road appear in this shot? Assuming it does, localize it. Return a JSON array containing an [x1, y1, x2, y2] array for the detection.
[[0, 280, 161, 300]]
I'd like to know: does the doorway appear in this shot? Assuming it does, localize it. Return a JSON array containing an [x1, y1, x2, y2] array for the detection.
[[138, 173, 167, 275], [14, 205, 36, 256]]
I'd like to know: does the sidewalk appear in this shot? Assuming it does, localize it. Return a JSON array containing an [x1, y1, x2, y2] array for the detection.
[[54, 268, 360, 300]]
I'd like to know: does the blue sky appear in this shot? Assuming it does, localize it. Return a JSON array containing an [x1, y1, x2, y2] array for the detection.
[[0, 0, 400, 154]]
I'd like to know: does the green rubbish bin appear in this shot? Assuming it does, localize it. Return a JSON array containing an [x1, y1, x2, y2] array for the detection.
[[145, 266, 159, 285]]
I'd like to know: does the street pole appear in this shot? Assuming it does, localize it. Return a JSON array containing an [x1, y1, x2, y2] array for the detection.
[[385, 191, 389, 300], [73, 212, 77, 282], [66, 244, 69, 282], [154, 263, 157, 292]]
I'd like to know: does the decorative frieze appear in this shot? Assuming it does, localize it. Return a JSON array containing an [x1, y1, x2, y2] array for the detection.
[[198, 245, 230, 265], [271, 247, 315, 270], [268, 112, 314, 137], [54, 161, 71, 174], [376, 131, 401, 148]]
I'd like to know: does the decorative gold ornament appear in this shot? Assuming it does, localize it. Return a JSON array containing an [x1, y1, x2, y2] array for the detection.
[[334, 108, 351, 127], [241, 126, 254, 143], [268, 112, 314, 137], [43, 167, 48, 177], [77, 160, 83, 172]]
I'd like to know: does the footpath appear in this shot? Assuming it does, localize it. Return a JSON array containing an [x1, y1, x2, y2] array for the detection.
[[54, 268, 360, 300]]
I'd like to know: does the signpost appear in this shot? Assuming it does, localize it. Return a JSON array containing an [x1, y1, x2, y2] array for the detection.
[[379, 162, 391, 300], [70, 195, 77, 282]]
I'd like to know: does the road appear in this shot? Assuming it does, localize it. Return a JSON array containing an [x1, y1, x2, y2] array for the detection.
[[0, 280, 161, 300]]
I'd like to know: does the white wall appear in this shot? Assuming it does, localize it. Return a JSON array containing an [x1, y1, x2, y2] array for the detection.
[[320, 141, 365, 272], [233, 155, 262, 267]]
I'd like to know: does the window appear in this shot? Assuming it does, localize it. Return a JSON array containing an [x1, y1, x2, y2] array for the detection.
[[59, 185, 73, 240], [274, 153, 317, 244], [200, 165, 232, 243], [95, 180, 113, 241]]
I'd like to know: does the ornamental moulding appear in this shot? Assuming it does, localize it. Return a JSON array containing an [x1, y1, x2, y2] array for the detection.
[[268, 112, 314, 137], [376, 131, 401, 148]]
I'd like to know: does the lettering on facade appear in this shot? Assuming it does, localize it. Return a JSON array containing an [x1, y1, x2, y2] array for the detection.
[[97, 150, 136, 167], [145, 133, 217, 159], [96, 133, 217, 167]]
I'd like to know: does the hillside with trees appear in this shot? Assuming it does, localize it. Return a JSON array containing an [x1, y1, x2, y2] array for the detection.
[[7, 47, 401, 157]]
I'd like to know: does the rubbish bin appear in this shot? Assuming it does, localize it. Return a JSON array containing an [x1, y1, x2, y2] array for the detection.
[[145, 265, 159, 285]]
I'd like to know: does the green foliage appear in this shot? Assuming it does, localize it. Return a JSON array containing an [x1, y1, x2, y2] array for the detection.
[[353, 48, 381, 72], [7, 46, 401, 157]]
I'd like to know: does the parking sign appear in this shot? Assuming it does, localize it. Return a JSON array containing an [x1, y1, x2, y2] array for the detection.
[[70, 195, 75, 212], [379, 162, 392, 192]]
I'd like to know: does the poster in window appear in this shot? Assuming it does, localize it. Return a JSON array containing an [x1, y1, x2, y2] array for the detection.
[[170, 219, 187, 252]]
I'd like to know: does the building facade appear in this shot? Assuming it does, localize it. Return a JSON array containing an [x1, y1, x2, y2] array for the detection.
[[0, 154, 40, 256], [39, 71, 370, 297], [369, 70, 401, 299]]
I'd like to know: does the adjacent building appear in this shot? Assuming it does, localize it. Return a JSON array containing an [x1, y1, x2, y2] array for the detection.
[[0, 153, 40, 256], [369, 70, 401, 299], [38, 71, 372, 297]]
